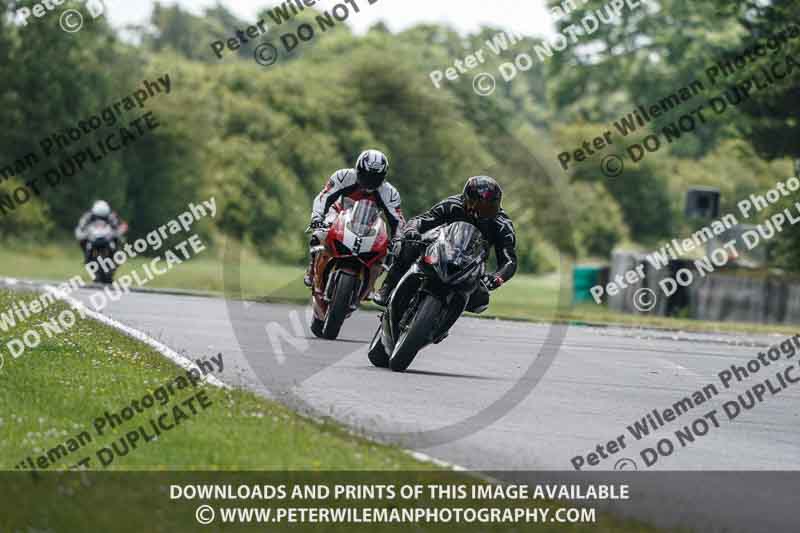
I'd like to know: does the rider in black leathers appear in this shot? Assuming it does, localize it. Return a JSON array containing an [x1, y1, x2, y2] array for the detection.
[[373, 176, 517, 310]]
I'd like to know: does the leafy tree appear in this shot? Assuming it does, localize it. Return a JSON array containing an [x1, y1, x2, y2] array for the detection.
[[1, 0, 798, 272]]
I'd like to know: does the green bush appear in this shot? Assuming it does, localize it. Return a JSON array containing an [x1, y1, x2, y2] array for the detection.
[[570, 182, 630, 258]]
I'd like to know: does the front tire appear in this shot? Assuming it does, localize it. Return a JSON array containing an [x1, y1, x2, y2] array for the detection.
[[101, 269, 114, 284], [368, 324, 389, 367], [322, 272, 357, 340], [93, 268, 114, 284], [90, 250, 114, 284], [389, 295, 442, 372]]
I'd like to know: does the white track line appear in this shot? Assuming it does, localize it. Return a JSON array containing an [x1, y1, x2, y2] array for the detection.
[[43, 284, 228, 390], [407, 451, 467, 471]]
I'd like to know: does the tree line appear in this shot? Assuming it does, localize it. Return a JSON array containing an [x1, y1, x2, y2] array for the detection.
[[0, 0, 797, 271]]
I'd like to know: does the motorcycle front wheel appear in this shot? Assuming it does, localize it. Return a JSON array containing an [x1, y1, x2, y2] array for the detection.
[[322, 272, 357, 340], [389, 295, 442, 372], [367, 323, 389, 368]]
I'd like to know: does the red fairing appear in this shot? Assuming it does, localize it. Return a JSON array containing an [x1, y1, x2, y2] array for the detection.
[[326, 217, 346, 256], [310, 200, 391, 324], [371, 230, 389, 256], [358, 220, 389, 268]]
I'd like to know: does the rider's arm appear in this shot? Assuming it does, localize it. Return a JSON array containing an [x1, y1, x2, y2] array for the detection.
[[110, 213, 128, 237], [74, 213, 90, 240], [406, 196, 458, 235], [376, 183, 404, 236], [311, 169, 353, 223], [491, 213, 518, 283]]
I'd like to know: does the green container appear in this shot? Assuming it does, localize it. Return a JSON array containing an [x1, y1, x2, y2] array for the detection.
[[573, 266, 601, 303]]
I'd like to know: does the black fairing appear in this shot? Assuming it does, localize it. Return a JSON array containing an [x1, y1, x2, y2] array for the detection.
[[382, 222, 485, 353]]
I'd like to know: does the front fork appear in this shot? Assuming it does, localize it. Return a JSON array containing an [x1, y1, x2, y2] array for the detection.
[[390, 279, 459, 344], [397, 292, 422, 335], [386, 264, 422, 342], [327, 267, 366, 310]]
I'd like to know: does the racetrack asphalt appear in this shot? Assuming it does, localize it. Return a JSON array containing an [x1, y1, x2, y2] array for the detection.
[[5, 280, 800, 532]]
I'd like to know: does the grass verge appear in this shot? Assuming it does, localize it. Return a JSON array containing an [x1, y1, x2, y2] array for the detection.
[[0, 288, 428, 470]]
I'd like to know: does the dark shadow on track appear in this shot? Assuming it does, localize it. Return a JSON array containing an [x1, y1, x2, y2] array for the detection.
[[302, 337, 369, 344], [401, 369, 502, 381]]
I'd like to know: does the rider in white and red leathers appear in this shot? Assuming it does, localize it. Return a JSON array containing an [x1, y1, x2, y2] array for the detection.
[[304, 150, 404, 287]]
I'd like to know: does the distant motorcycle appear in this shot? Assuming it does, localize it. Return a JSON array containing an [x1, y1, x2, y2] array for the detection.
[[308, 199, 390, 339], [85, 220, 118, 284], [368, 221, 488, 372]]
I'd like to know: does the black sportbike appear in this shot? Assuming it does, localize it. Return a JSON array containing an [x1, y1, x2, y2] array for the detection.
[[368, 221, 488, 372]]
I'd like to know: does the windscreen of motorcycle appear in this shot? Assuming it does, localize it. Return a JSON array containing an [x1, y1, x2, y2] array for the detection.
[[88, 221, 113, 242], [429, 222, 485, 283], [346, 200, 381, 237]]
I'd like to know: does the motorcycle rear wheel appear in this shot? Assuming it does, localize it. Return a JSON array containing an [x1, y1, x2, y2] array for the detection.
[[322, 272, 357, 340], [389, 295, 442, 372]]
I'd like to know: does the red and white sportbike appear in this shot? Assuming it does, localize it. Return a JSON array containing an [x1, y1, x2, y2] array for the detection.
[[308, 198, 390, 339]]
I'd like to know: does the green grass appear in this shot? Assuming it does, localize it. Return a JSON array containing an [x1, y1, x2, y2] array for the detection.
[[0, 288, 428, 471], [1, 241, 795, 336]]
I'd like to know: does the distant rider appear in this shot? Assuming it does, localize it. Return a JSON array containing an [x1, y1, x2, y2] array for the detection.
[[372, 176, 517, 311], [74, 200, 128, 262], [304, 150, 404, 287]]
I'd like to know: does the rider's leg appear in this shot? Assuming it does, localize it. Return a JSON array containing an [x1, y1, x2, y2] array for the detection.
[[304, 235, 320, 288], [373, 239, 421, 306], [303, 255, 315, 288]]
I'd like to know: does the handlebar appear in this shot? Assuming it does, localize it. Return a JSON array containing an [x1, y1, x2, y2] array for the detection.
[[305, 222, 331, 234]]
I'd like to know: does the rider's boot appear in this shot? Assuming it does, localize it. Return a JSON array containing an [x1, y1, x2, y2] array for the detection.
[[303, 254, 315, 288], [372, 261, 404, 306]]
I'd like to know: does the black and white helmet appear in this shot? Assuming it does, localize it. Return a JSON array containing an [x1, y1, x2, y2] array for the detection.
[[355, 149, 389, 191]]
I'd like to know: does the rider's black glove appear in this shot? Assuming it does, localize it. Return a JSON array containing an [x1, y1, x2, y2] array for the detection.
[[482, 274, 504, 291], [308, 219, 327, 231], [403, 226, 422, 242]]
